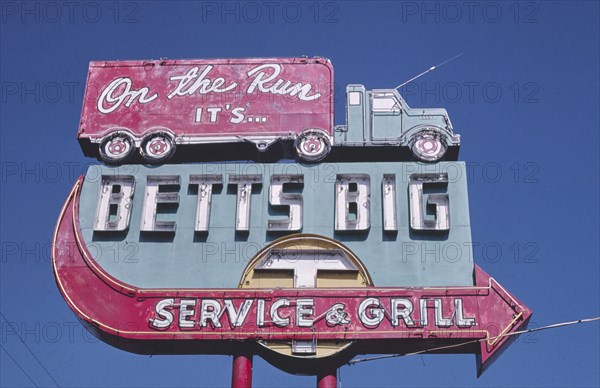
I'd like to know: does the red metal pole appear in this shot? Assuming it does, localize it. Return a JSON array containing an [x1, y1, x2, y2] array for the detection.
[[317, 369, 337, 388], [231, 352, 253, 388]]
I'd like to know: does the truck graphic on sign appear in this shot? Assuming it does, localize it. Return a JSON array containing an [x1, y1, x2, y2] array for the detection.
[[78, 57, 460, 163]]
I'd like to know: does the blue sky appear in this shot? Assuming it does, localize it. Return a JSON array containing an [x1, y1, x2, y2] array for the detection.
[[1, 1, 599, 387]]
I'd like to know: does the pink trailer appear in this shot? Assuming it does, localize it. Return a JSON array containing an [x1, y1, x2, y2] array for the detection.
[[78, 57, 334, 163]]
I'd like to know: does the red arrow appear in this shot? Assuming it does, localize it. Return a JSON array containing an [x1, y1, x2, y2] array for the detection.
[[53, 178, 531, 377]]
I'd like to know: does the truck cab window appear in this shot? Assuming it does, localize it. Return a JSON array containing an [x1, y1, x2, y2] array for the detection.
[[372, 93, 400, 113], [349, 91, 362, 106]]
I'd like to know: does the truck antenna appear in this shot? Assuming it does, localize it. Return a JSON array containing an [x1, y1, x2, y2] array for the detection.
[[394, 53, 463, 90]]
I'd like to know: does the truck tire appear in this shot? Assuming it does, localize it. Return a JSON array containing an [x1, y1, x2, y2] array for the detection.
[[99, 132, 135, 164], [140, 132, 175, 163], [410, 131, 447, 162], [294, 129, 331, 162]]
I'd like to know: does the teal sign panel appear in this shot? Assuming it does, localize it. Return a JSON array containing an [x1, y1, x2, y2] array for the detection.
[[78, 162, 474, 288]]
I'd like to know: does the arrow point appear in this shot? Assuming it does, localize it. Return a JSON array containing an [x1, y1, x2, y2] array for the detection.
[[474, 265, 533, 377]]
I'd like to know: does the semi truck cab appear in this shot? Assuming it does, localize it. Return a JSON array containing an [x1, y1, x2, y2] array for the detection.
[[334, 85, 460, 161]]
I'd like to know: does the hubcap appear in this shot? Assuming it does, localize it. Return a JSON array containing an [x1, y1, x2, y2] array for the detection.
[[106, 137, 130, 158], [416, 138, 441, 155], [143, 135, 173, 160], [302, 137, 323, 154], [296, 130, 330, 162], [412, 132, 447, 162], [147, 137, 169, 156]]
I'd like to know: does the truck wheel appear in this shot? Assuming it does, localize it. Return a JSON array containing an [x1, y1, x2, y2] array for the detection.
[[411, 132, 447, 162], [99, 132, 134, 164], [140, 133, 175, 163], [294, 129, 331, 162]]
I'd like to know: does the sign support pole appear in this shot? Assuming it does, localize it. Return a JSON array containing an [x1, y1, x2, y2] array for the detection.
[[231, 352, 253, 388], [317, 369, 337, 388]]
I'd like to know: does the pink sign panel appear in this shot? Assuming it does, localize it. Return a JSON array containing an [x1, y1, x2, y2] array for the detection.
[[79, 57, 333, 142]]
